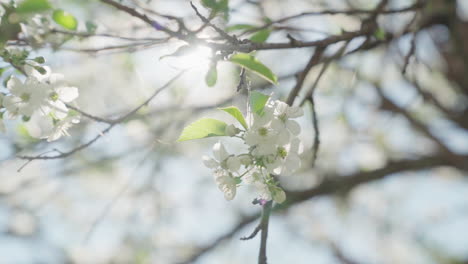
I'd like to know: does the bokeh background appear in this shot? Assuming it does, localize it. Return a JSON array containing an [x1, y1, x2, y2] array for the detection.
[[1, 0, 468, 263]]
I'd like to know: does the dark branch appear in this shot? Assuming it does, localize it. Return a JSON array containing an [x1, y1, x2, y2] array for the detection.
[[180, 155, 464, 263]]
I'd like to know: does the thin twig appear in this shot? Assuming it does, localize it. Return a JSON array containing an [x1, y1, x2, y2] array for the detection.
[[190, 2, 238, 44], [401, 33, 417, 74], [238, 1, 423, 37], [286, 46, 325, 106], [240, 223, 261, 240]]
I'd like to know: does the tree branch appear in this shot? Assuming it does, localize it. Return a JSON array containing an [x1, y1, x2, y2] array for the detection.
[[180, 154, 465, 263]]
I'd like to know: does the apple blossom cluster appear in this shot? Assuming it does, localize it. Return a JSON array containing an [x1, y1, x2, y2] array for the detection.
[[202, 99, 303, 204], [0, 64, 80, 141]]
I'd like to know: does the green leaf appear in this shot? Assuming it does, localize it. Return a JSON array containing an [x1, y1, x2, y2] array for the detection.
[[201, 0, 228, 12], [177, 118, 227, 141], [85, 21, 97, 34], [219, 106, 248, 129], [201, 0, 229, 20], [205, 63, 217, 87], [225, 24, 256, 32], [229, 53, 278, 84], [33, 56, 45, 64], [52, 9, 78, 30], [374, 28, 386, 41], [250, 91, 270, 115], [16, 0, 52, 13], [249, 29, 271, 43]]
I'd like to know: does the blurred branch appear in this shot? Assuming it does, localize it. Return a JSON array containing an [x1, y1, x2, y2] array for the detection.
[[190, 2, 239, 44], [374, 86, 466, 166], [181, 154, 465, 263], [286, 46, 325, 106], [239, 1, 425, 37]]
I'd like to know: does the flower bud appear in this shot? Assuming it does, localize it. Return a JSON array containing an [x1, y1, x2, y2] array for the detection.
[[225, 124, 240, 137]]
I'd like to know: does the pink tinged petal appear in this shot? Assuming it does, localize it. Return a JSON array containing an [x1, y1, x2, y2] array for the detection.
[[213, 141, 229, 161], [286, 120, 301, 135], [256, 183, 272, 200], [202, 156, 218, 168], [287, 106, 304, 118]]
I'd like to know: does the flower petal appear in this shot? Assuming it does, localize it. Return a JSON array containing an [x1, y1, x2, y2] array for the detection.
[[213, 141, 229, 161], [286, 120, 301, 135], [287, 106, 304, 118], [202, 156, 218, 168], [226, 156, 241, 172]]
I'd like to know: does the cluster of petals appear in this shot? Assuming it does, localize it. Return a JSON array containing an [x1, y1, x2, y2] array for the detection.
[[203, 99, 304, 203], [0, 66, 80, 141]]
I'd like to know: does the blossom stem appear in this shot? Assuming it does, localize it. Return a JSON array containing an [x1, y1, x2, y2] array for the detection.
[[258, 200, 272, 264]]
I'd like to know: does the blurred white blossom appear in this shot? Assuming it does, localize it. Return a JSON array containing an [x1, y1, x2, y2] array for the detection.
[[0, 63, 80, 141]]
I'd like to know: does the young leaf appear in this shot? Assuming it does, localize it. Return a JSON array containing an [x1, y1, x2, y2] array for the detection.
[[225, 24, 256, 32], [52, 9, 78, 30], [250, 91, 269, 115], [250, 29, 271, 43], [219, 106, 248, 129], [178, 118, 227, 141], [201, 0, 229, 19], [374, 28, 386, 41], [229, 53, 278, 84], [205, 63, 217, 87], [85, 21, 97, 34], [16, 0, 52, 13]]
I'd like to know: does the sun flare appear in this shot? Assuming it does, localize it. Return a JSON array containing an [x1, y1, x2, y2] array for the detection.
[[170, 45, 213, 70]]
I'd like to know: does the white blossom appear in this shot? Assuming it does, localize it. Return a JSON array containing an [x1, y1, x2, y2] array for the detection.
[[203, 142, 241, 172], [25, 112, 80, 142], [2, 65, 80, 141], [265, 138, 302, 176], [272, 101, 303, 136], [4, 76, 50, 117], [20, 15, 65, 48], [202, 96, 304, 204], [214, 170, 237, 200]]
